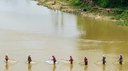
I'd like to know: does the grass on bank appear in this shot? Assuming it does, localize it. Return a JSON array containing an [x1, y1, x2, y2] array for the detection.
[[69, 0, 128, 26]]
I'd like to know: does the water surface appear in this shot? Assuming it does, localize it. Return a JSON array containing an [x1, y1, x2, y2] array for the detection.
[[0, 0, 128, 71]]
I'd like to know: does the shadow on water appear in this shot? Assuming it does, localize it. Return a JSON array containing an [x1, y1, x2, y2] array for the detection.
[[5, 63, 9, 71], [28, 64, 32, 71], [119, 64, 123, 71]]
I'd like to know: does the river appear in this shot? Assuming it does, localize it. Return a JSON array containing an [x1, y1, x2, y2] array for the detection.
[[0, 0, 128, 71]]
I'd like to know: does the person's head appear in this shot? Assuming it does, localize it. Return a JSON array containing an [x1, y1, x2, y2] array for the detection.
[[103, 55, 105, 57], [52, 56, 55, 58]]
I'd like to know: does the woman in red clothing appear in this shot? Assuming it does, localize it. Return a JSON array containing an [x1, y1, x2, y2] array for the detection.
[[119, 54, 123, 64], [52, 56, 56, 64], [69, 56, 73, 64], [84, 57, 88, 65]]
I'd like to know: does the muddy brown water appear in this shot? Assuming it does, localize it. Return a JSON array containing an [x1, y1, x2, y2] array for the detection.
[[0, 0, 128, 71]]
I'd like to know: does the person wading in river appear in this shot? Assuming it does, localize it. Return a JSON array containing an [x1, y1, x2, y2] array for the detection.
[[102, 55, 106, 65], [84, 57, 88, 65], [28, 55, 32, 64], [52, 56, 56, 64], [5, 55, 9, 63], [69, 56, 73, 64], [119, 54, 123, 64]]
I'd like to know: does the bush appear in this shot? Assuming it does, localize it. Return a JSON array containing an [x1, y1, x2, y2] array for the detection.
[[71, 0, 82, 6]]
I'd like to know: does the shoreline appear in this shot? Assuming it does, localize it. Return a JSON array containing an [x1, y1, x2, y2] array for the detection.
[[36, 0, 116, 22]]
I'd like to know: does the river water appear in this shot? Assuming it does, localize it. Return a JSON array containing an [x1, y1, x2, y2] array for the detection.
[[0, 0, 128, 71]]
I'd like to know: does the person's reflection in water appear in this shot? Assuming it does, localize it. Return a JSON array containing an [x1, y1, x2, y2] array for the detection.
[[28, 64, 32, 71], [5, 63, 9, 71], [84, 65, 88, 71], [119, 64, 123, 71], [103, 65, 106, 71], [70, 64, 73, 71], [52, 64, 56, 71]]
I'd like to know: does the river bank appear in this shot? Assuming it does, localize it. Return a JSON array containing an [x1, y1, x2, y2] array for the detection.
[[35, 0, 114, 22]]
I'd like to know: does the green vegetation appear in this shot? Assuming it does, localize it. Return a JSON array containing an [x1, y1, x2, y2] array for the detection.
[[37, 0, 128, 25], [68, 0, 128, 26], [68, 0, 128, 8], [93, 0, 128, 8]]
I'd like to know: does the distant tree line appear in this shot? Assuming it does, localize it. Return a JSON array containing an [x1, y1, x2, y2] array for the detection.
[[93, 0, 128, 8], [71, 0, 128, 8]]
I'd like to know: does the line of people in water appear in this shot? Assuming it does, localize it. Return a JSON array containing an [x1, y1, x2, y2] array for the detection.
[[45, 55, 122, 65], [102, 54, 123, 65], [4, 54, 123, 65]]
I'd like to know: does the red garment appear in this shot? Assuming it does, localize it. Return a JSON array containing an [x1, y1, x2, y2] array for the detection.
[[69, 56, 73, 64], [120, 56, 123, 60], [84, 57, 88, 65], [119, 55, 123, 64], [52, 56, 56, 64]]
